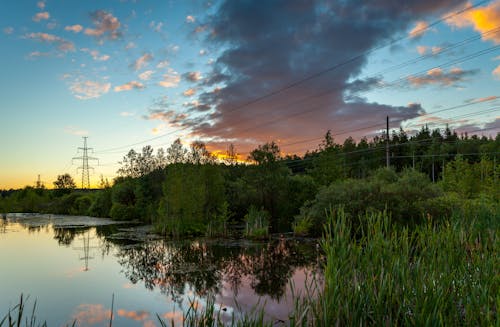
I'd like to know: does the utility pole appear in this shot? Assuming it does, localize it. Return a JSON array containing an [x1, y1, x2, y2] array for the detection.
[[386, 116, 390, 169], [73, 137, 98, 189], [34, 174, 45, 189]]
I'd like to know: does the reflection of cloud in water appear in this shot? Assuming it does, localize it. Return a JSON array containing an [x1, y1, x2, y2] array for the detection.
[[217, 268, 323, 322], [72, 304, 110, 326], [62, 266, 85, 278], [122, 282, 136, 289], [117, 309, 150, 321], [161, 311, 183, 326]]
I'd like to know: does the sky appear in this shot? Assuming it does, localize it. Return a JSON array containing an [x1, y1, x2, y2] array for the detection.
[[1, 0, 499, 189]]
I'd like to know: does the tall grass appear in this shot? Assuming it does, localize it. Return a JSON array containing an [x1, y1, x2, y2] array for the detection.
[[0, 295, 49, 327], [293, 208, 498, 326]]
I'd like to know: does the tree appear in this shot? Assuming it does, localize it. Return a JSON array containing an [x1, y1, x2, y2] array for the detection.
[[117, 145, 163, 178], [166, 138, 187, 164], [53, 174, 76, 190], [248, 141, 280, 165]]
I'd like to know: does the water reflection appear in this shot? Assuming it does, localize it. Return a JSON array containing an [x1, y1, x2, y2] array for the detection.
[[116, 237, 322, 301], [1, 216, 323, 325]]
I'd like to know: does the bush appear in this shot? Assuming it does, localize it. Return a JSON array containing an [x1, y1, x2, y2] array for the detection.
[[297, 168, 445, 235], [88, 189, 112, 217], [109, 203, 137, 221]]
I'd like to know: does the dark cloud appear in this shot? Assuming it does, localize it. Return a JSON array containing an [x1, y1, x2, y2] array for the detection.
[[85, 10, 122, 40], [180, 0, 468, 154]]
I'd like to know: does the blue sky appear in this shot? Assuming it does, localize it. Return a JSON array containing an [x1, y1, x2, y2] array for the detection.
[[1, 0, 499, 189]]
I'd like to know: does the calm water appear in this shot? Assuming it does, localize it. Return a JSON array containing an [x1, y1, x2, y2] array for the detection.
[[0, 214, 322, 326]]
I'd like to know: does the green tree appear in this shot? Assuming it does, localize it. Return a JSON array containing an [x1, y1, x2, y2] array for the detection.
[[53, 174, 76, 196]]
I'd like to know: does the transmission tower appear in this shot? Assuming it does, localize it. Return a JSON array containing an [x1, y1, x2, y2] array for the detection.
[[73, 137, 98, 189]]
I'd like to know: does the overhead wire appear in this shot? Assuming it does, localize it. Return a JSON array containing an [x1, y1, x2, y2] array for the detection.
[[94, 1, 493, 155]]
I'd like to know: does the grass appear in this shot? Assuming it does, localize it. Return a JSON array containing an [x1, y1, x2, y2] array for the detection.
[[292, 208, 498, 326]]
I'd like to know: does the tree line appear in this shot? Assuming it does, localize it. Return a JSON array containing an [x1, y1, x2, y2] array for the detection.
[[1, 126, 498, 237]]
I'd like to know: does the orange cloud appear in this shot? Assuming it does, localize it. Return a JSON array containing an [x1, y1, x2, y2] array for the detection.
[[117, 309, 150, 321], [114, 81, 144, 92], [159, 69, 180, 88], [186, 15, 196, 23], [72, 304, 110, 325], [183, 88, 196, 97], [446, 1, 500, 44], [65, 24, 83, 33], [408, 21, 429, 38], [407, 67, 476, 87], [131, 53, 153, 71], [493, 64, 500, 79], [33, 11, 49, 22]]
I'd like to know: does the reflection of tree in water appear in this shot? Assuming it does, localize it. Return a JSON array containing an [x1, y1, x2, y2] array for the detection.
[[116, 237, 321, 301], [52, 227, 88, 246]]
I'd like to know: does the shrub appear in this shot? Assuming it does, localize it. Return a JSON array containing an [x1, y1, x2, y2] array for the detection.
[[109, 203, 137, 221]]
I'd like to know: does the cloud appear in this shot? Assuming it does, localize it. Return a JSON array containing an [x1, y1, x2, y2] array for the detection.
[[114, 81, 144, 92], [186, 15, 196, 23], [493, 64, 500, 79], [139, 70, 154, 80], [416, 45, 443, 55], [25, 32, 75, 52], [85, 10, 121, 40], [183, 88, 196, 96], [183, 71, 202, 82], [120, 111, 135, 117], [37, 1, 45, 9], [33, 12, 50, 22], [3, 27, 14, 35], [131, 53, 153, 71], [125, 42, 136, 49], [70, 80, 111, 99], [64, 126, 89, 136], [408, 21, 429, 38], [158, 69, 180, 88], [446, 1, 500, 44], [72, 304, 110, 326], [150, 21, 163, 32], [407, 67, 478, 87], [117, 309, 150, 321], [65, 24, 83, 33], [81, 48, 110, 61], [157, 60, 169, 68], [27, 51, 52, 58], [467, 95, 499, 103], [146, 109, 188, 127], [183, 0, 464, 153]]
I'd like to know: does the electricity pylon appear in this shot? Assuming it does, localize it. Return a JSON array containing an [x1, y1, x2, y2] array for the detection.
[[73, 137, 98, 189]]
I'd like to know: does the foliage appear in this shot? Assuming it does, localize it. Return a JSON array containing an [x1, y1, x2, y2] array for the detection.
[[156, 163, 226, 236], [109, 202, 137, 221], [244, 206, 269, 238], [88, 188, 112, 218], [52, 174, 76, 196], [296, 168, 444, 235], [305, 208, 499, 326]]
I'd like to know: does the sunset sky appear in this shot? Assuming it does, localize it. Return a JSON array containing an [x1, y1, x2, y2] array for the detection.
[[1, 0, 499, 189]]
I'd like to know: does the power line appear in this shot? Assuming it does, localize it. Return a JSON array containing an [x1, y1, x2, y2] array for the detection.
[[72, 137, 99, 189], [95, 1, 492, 155]]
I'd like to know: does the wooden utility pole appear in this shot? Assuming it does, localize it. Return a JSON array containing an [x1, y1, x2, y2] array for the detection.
[[386, 116, 390, 169]]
